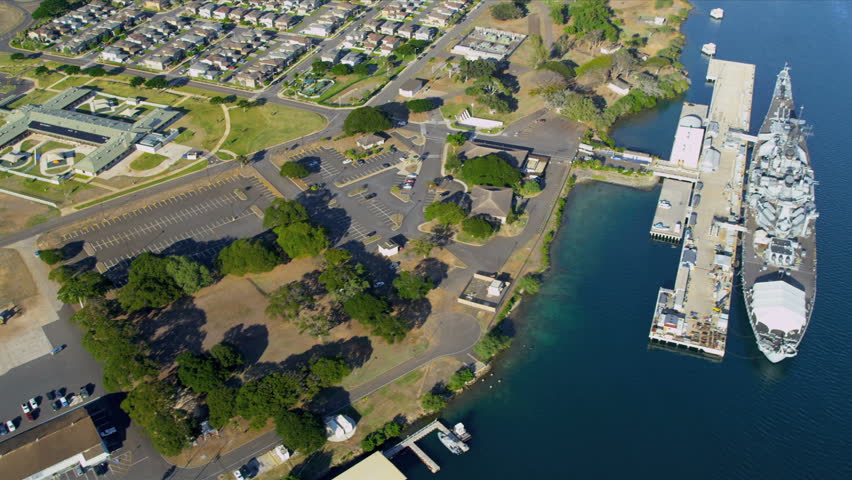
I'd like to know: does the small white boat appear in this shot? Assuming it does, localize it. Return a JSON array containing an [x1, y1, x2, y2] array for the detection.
[[710, 8, 724, 20], [438, 432, 469, 454], [702, 43, 717, 56]]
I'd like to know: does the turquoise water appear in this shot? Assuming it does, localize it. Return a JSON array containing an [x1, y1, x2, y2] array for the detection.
[[401, 1, 852, 479]]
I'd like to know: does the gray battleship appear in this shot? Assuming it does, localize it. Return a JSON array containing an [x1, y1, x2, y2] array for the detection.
[[742, 64, 818, 363]]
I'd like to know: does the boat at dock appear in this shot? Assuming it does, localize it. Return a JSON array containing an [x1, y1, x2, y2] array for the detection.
[[742, 64, 818, 363], [702, 43, 717, 56], [438, 432, 469, 455], [710, 8, 724, 20]]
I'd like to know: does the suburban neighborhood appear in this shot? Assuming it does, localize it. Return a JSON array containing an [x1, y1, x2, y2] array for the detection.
[[0, 0, 696, 479]]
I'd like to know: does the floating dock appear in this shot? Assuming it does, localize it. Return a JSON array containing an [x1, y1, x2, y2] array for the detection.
[[384, 420, 470, 474], [649, 59, 756, 358]]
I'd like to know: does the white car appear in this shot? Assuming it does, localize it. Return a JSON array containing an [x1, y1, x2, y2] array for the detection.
[[21, 402, 31, 414], [342, 158, 353, 165], [233, 470, 245, 480], [29, 398, 38, 410], [6, 420, 15, 432], [374, 281, 385, 287]]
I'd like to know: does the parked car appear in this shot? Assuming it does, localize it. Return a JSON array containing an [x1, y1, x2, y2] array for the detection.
[[6, 420, 15, 432], [0, 423, 7, 435], [58, 396, 69, 407], [21, 403, 31, 414], [29, 398, 38, 409], [365, 193, 376, 199], [382, 163, 391, 168], [357, 159, 366, 165], [25, 411, 34, 422], [342, 158, 353, 164], [80, 386, 90, 399], [46, 390, 56, 401], [99, 427, 117, 437]]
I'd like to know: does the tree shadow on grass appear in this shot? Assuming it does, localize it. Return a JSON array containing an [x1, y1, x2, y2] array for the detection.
[[394, 297, 432, 330], [414, 258, 449, 287], [222, 323, 269, 366], [131, 296, 208, 366], [242, 336, 373, 382]]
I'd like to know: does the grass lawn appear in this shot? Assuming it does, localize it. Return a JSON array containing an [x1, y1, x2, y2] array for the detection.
[[9, 89, 57, 108], [30, 71, 66, 89], [172, 98, 226, 151], [86, 79, 184, 106], [38, 141, 73, 153], [0, 4, 25, 36], [50, 75, 92, 90], [224, 104, 327, 155], [0, 175, 94, 204], [130, 152, 168, 171], [214, 151, 233, 161], [440, 103, 469, 119], [19, 139, 38, 152]]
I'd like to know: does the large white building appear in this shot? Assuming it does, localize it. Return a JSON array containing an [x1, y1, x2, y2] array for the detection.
[[668, 114, 705, 169]]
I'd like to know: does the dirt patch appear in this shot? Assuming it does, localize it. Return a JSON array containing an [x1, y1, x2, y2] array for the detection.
[[165, 418, 274, 468], [0, 248, 37, 303], [0, 196, 55, 238], [610, 0, 691, 55]]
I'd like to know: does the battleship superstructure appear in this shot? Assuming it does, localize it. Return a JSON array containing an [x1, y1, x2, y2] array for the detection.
[[742, 64, 818, 363]]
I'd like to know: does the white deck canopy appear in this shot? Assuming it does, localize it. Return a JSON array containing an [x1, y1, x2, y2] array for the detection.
[[752, 280, 807, 334]]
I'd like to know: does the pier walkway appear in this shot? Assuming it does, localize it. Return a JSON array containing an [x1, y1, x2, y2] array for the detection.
[[649, 59, 756, 358], [384, 420, 466, 474]]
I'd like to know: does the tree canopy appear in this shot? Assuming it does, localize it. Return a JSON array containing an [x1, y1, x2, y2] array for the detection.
[[446, 132, 467, 147], [279, 162, 309, 178], [176, 352, 227, 393], [218, 239, 282, 276], [343, 107, 391, 135], [457, 58, 499, 82], [145, 77, 169, 89], [462, 217, 495, 239], [520, 179, 542, 196], [121, 381, 195, 456], [118, 253, 189, 311], [331, 64, 352, 75], [57, 271, 110, 305], [266, 281, 314, 321], [32, 0, 72, 20], [343, 293, 409, 343], [275, 222, 329, 259], [421, 392, 446, 412], [491, 2, 526, 21], [206, 387, 237, 429], [406, 99, 435, 113], [393, 271, 434, 300], [237, 373, 303, 428], [309, 357, 351, 386], [567, 0, 618, 41], [165, 256, 212, 294], [474, 328, 512, 360], [424, 201, 466, 225], [448, 368, 475, 391], [459, 154, 522, 187], [275, 409, 327, 453], [263, 198, 309, 229], [210, 343, 244, 370], [319, 261, 369, 302]]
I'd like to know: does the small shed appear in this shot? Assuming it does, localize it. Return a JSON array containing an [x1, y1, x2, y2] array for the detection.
[[399, 78, 424, 98], [356, 134, 385, 150]]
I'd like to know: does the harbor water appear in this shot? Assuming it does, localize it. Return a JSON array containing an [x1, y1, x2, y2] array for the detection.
[[400, 1, 852, 478]]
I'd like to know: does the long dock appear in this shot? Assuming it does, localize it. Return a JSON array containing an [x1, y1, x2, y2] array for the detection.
[[384, 420, 465, 474], [648, 59, 756, 358]]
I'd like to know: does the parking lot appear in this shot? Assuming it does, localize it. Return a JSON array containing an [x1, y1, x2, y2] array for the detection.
[[290, 147, 406, 187], [61, 175, 277, 282], [350, 190, 401, 229]]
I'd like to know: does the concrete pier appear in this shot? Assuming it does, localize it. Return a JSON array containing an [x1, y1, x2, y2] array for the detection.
[[384, 420, 466, 474], [649, 59, 756, 358]]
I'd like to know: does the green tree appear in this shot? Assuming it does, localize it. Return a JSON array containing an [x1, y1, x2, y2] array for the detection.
[[237, 373, 303, 428], [263, 198, 309, 229], [57, 271, 110, 305], [121, 381, 194, 456], [406, 98, 435, 113], [176, 352, 227, 393], [118, 253, 182, 311], [32, 0, 71, 20], [218, 239, 282, 276], [409, 237, 437, 257], [550, 2, 570, 24], [383, 421, 402, 438], [530, 34, 548, 68], [361, 430, 387, 452], [474, 328, 512, 360], [86, 67, 106, 77], [34, 65, 50, 76], [568, 0, 619, 41], [210, 343, 244, 370], [48, 265, 75, 284], [129, 76, 145, 87], [446, 133, 467, 147], [295, 313, 335, 337], [275, 409, 327, 453], [353, 63, 370, 75], [520, 179, 542, 196], [393, 271, 434, 300], [10, 53, 26, 61], [266, 281, 314, 320], [311, 60, 331, 75], [38, 248, 64, 265], [448, 368, 475, 391], [491, 2, 525, 21], [459, 154, 521, 187], [319, 262, 369, 302], [462, 217, 495, 239], [343, 293, 388, 323], [518, 274, 542, 295], [145, 77, 169, 89], [165, 256, 212, 294], [274, 222, 329, 259], [457, 58, 498, 82], [544, 90, 603, 126], [279, 161, 309, 178], [478, 93, 512, 113], [424, 201, 466, 225], [330, 63, 352, 75], [323, 248, 352, 267], [445, 152, 462, 172], [206, 387, 237, 429], [343, 107, 391, 135], [368, 313, 409, 344], [309, 357, 351, 386], [421, 392, 446, 412]]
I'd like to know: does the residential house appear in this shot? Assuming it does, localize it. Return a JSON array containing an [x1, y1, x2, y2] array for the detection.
[[303, 23, 333, 37], [229, 7, 248, 22], [340, 51, 365, 66], [198, 3, 216, 18], [100, 46, 129, 63], [378, 36, 401, 56], [379, 21, 401, 36], [398, 78, 424, 97], [213, 5, 231, 20], [364, 18, 384, 32], [259, 12, 278, 28], [469, 185, 513, 224], [274, 15, 297, 30], [364, 33, 384, 50], [607, 77, 631, 96], [244, 9, 263, 25], [320, 48, 344, 63], [397, 23, 417, 39], [144, 0, 171, 11]]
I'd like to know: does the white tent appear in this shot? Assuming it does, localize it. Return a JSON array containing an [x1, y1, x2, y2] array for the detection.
[[752, 280, 806, 334]]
